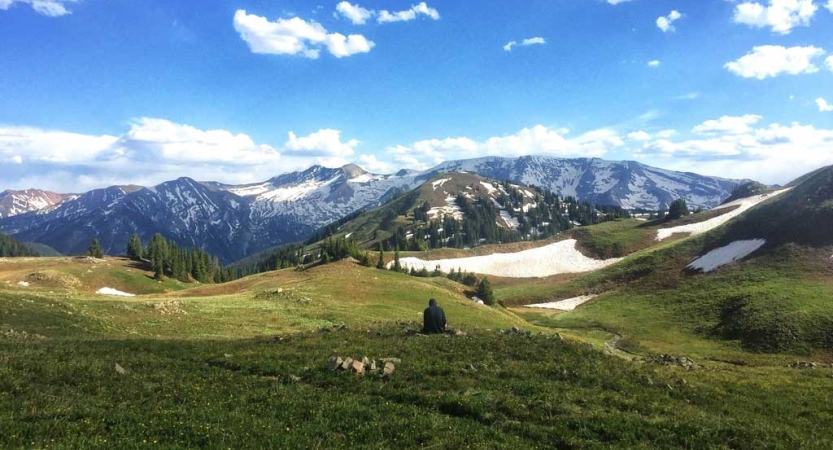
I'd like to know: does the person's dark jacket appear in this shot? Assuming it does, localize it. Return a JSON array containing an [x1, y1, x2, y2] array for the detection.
[[422, 299, 447, 334]]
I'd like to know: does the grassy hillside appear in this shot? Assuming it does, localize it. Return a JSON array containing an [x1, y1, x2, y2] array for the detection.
[[2, 260, 833, 448], [510, 171, 833, 360], [0, 256, 189, 295]]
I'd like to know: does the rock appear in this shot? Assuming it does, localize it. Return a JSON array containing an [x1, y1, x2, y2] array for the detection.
[[511, 326, 520, 333], [224, 353, 233, 358], [361, 356, 371, 367], [383, 362, 395, 376], [328, 356, 343, 371], [273, 336, 283, 343], [115, 363, 127, 375], [289, 375, 301, 382], [380, 358, 401, 364], [370, 360, 377, 371], [341, 357, 354, 371], [449, 328, 467, 337], [351, 360, 365, 375]]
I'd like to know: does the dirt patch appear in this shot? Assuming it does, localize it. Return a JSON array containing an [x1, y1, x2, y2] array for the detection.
[[25, 271, 83, 289]]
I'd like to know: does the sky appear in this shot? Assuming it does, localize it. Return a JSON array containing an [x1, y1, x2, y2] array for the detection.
[[1, 0, 832, 192]]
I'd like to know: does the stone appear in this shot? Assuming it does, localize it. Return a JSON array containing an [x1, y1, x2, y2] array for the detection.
[[328, 356, 343, 371], [341, 357, 354, 370], [351, 360, 365, 375], [361, 356, 371, 367], [380, 358, 401, 364], [383, 362, 395, 376], [370, 361, 377, 371], [115, 363, 127, 375]]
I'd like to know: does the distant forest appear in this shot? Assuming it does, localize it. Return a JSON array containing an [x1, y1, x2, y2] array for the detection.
[[0, 233, 38, 257]]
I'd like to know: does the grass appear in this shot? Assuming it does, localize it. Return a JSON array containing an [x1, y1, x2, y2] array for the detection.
[[3, 326, 833, 449]]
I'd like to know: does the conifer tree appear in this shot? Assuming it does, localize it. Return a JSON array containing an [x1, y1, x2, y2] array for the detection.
[[376, 245, 385, 269], [88, 238, 104, 259], [126, 233, 143, 260], [393, 249, 402, 272], [477, 277, 495, 306]]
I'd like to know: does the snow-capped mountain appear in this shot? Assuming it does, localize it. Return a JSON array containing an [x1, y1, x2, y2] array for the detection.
[[431, 156, 743, 210], [0, 189, 77, 219], [0, 157, 745, 263]]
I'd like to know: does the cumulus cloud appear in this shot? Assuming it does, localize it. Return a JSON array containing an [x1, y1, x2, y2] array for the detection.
[[827, 0, 833, 12], [284, 129, 357, 158], [0, 0, 79, 16], [0, 120, 374, 192], [692, 115, 763, 135], [636, 116, 833, 184], [627, 131, 652, 141], [817, 98, 833, 112], [386, 125, 624, 170], [335, 1, 373, 25], [233, 10, 373, 59], [503, 37, 546, 51], [648, 60, 661, 67], [378, 2, 439, 23], [827, 55, 833, 71], [656, 10, 683, 33], [725, 45, 825, 79], [734, 0, 817, 35]]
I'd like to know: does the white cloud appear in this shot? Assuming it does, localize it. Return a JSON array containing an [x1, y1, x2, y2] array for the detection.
[[355, 154, 395, 173], [734, 0, 817, 35], [692, 115, 763, 135], [325, 33, 375, 58], [335, 1, 373, 25], [233, 10, 373, 59], [827, 0, 833, 12], [656, 10, 682, 33], [607, 0, 637, 4], [378, 2, 439, 23], [725, 45, 825, 79], [285, 129, 357, 158], [504, 37, 546, 51], [387, 125, 624, 169], [827, 55, 833, 71], [628, 131, 652, 141], [0, 0, 78, 16], [648, 60, 660, 67], [0, 119, 293, 191], [638, 119, 833, 184], [816, 98, 833, 112]]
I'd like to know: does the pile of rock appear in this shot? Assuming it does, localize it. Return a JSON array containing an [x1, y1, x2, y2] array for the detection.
[[789, 361, 833, 369], [327, 356, 396, 376], [1, 328, 46, 340], [641, 354, 697, 370], [499, 326, 533, 337], [149, 300, 187, 315]]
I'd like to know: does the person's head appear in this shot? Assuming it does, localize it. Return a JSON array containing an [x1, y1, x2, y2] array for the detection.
[[429, 298, 437, 307]]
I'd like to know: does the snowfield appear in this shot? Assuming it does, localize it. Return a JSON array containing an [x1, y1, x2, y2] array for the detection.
[[394, 239, 622, 278], [525, 295, 598, 311], [655, 189, 790, 241], [96, 287, 136, 297], [687, 239, 766, 273]]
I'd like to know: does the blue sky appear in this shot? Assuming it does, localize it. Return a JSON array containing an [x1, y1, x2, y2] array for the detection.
[[1, 0, 832, 192]]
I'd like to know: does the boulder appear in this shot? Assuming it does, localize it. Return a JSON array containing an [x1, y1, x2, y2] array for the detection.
[[328, 356, 343, 371], [351, 360, 365, 375], [115, 363, 127, 375], [341, 357, 354, 371], [383, 362, 395, 376]]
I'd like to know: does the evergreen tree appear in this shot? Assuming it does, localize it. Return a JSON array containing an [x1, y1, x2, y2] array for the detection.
[[126, 233, 143, 260], [0, 233, 38, 257], [376, 245, 385, 269], [476, 277, 495, 306], [393, 249, 402, 272], [88, 238, 104, 259], [667, 198, 690, 221]]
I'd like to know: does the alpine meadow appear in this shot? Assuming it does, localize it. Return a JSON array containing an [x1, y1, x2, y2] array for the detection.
[[2, 1, 833, 449]]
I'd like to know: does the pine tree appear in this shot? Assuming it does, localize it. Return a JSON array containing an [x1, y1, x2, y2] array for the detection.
[[667, 198, 690, 221], [476, 277, 495, 306], [376, 245, 385, 269], [393, 249, 402, 272], [88, 238, 104, 259], [126, 233, 143, 260]]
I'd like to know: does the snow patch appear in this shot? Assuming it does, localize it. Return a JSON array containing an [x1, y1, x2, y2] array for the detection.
[[686, 239, 766, 273], [427, 195, 465, 221], [393, 239, 622, 278], [480, 181, 497, 194], [525, 295, 597, 311], [431, 178, 452, 190], [499, 210, 520, 229], [96, 287, 136, 297], [656, 189, 790, 241], [17, 281, 29, 287]]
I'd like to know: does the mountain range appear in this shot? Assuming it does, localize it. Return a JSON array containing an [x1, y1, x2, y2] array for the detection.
[[0, 156, 747, 263]]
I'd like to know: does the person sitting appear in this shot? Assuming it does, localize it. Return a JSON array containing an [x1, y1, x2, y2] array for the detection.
[[422, 298, 447, 334]]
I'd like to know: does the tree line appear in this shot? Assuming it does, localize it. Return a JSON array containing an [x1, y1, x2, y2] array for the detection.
[[122, 233, 235, 283], [0, 233, 38, 257]]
